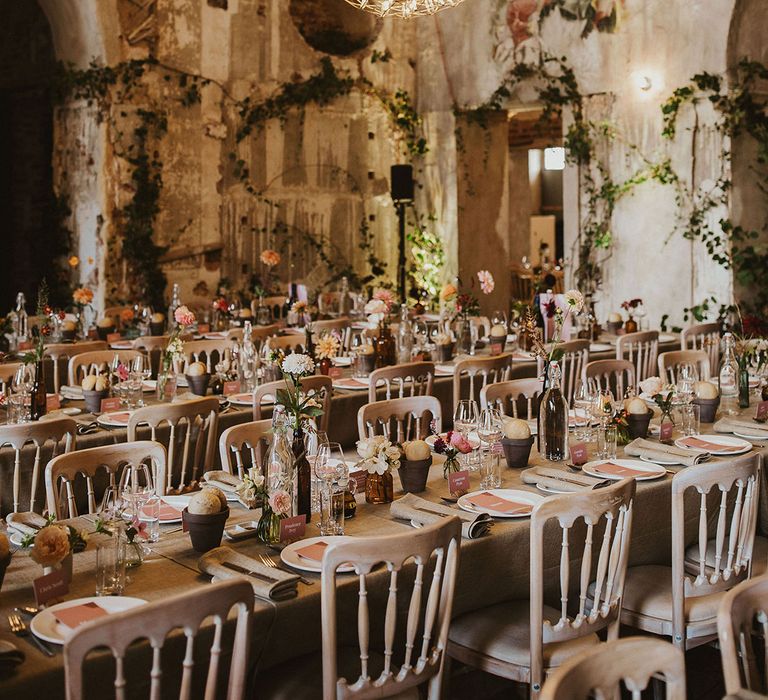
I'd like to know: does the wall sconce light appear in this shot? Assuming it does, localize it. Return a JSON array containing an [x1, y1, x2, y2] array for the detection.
[[631, 71, 653, 92]]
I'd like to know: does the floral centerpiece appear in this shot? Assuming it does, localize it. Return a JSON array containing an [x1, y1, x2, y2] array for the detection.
[[521, 289, 584, 367], [73, 286, 95, 338], [259, 249, 281, 294], [432, 430, 473, 477], [235, 466, 290, 544], [365, 288, 397, 366], [440, 271, 495, 354], [621, 298, 642, 332], [24, 519, 89, 579], [356, 435, 401, 504], [314, 334, 340, 375], [276, 354, 323, 520], [157, 305, 196, 400]]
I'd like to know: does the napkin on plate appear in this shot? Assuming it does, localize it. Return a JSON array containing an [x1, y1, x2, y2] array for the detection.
[[587, 462, 652, 479], [60, 385, 83, 400], [201, 470, 242, 495], [677, 436, 745, 453], [713, 417, 768, 438], [624, 438, 708, 466], [435, 364, 455, 376], [6, 511, 48, 538], [464, 491, 533, 514], [521, 467, 597, 492], [199, 546, 299, 601], [390, 493, 491, 539]]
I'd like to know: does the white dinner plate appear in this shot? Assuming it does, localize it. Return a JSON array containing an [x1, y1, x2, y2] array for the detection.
[[535, 482, 572, 495], [674, 434, 752, 456], [135, 380, 164, 393], [425, 432, 482, 450], [332, 378, 369, 391], [457, 489, 544, 518], [582, 459, 666, 481], [659, 334, 676, 343], [204, 332, 228, 340], [96, 410, 134, 428], [435, 364, 455, 376], [226, 392, 272, 406], [9, 531, 32, 548], [733, 429, 768, 442], [280, 536, 356, 574], [590, 342, 614, 352], [30, 597, 147, 644], [109, 341, 135, 350], [331, 356, 352, 367]]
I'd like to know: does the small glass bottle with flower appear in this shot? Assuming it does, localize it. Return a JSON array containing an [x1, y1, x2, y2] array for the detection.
[[157, 305, 196, 401], [355, 436, 401, 504], [314, 333, 341, 375], [431, 430, 473, 477]]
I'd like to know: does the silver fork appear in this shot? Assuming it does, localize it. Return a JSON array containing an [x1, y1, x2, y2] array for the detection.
[[8, 614, 54, 657], [258, 554, 314, 586]]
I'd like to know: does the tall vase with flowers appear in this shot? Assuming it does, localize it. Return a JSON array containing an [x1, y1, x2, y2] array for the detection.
[[259, 249, 281, 294], [442, 271, 495, 355], [521, 289, 584, 460], [365, 289, 397, 367], [157, 305, 196, 401], [275, 354, 324, 522], [237, 466, 289, 545], [621, 298, 642, 333], [314, 334, 340, 375], [72, 286, 95, 339], [22, 281, 55, 420]]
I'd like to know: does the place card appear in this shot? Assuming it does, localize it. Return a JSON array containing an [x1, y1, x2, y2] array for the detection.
[[349, 469, 368, 492], [295, 541, 328, 562], [100, 397, 121, 412], [755, 400, 768, 423], [448, 470, 470, 496], [660, 422, 674, 442], [33, 569, 68, 607], [106, 332, 122, 343], [17, 341, 33, 351], [46, 394, 61, 411], [53, 602, 108, 630], [223, 381, 240, 396], [491, 442, 504, 455], [569, 442, 588, 465], [328, 367, 343, 379], [490, 343, 503, 355], [279, 514, 306, 543], [197, 324, 210, 334]]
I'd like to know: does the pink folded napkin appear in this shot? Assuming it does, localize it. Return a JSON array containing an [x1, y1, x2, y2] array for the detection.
[[295, 541, 329, 562], [465, 492, 532, 514], [590, 462, 650, 478], [679, 437, 743, 453], [108, 412, 131, 424], [54, 602, 108, 629], [230, 393, 253, 403], [333, 378, 366, 389]]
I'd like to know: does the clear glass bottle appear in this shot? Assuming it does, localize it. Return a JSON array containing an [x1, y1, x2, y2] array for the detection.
[[166, 283, 181, 333], [239, 321, 256, 391], [11, 292, 28, 343], [539, 361, 569, 461], [264, 407, 295, 514], [338, 276, 349, 316], [397, 303, 413, 364], [719, 332, 739, 415]]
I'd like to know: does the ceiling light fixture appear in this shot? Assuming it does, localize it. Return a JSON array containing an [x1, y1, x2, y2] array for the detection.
[[342, 0, 466, 19]]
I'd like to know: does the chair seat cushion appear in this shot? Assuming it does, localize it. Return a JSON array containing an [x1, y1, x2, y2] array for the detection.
[[255, 647, 418, 700], [448, 599, 599, 669], [620, 565, 721, 626], [684, 535, 767, 578]]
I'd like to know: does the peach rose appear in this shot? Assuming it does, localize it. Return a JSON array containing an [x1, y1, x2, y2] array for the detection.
[[30, 524, 70, 567], [73, 287, 94, 305], [268, 490, 292, 516], [260, 249, 281, 267], [449, 432, 473, 454], [120, 308, 134, 323], [440, 283, 457, 302], [174, 305, 195, 327]]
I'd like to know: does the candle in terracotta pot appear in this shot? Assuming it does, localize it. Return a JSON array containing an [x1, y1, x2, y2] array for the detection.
[[403, 440, 430, 461], [187, 361, 207, 377], [490, 324, 506, 338], [503, 418, 531, 439], [695, 381, 719, 399]]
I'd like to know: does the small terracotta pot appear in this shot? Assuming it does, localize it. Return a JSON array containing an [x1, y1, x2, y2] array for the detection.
[[626, 409, 653, 439], [318, 357, 332, 376], [606, 321, 623, 335], [435, 343, 454, 362], [360, 353, 376, 374], [97, 325, 116, 341], [185, 373, 210, 396], [61, 329, 76, 342], [488, 336, 507, 354], [692, 396, 720, 424], [398, 457, 433, 494], [150, 321, 165, 336], [83, 388, 109, 414], [501, 436, 534, 468], [182, 506, 230, 552]]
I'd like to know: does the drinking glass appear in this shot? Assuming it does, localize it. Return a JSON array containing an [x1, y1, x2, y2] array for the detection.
[[314, 447, 345, 536], [453, 400, 479, 435], [572, 379, 596, 440], [479, 450, 502, 489], [676, 362, 698, 403], [681, 403, 700, 437], [119, 463, 155, 539], [306, 431, 330, 514], [490, 310, 508, 331], [597, 425, 618, 460], [321, 481, 346, 536], [11, 364, 33, 396], [592, 388, 615, 429], [477, 408, 503, 451], [96, 539, 126, 596]]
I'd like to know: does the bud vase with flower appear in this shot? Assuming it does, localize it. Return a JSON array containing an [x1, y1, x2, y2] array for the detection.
[[355, 435, 401, 504], [431, 430, 472, 477], [157, 305, 196, 401]]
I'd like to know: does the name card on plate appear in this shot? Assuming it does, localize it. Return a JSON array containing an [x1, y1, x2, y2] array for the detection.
[[197, 324, 210, 334], [46, 394, 61, 411], [448, 470, 470, 496], [755, 400, 768, 423], [100, 397, 121, 412], [223, 381, 240, 396], [490, 343, 503, 355], [106, 332, 121, 343], [328, 367, 343, 379], [279, 514, 306, 543], [33, 569, 69, 607], [569, 442, 588, 465], [660, 422, 674, 442]]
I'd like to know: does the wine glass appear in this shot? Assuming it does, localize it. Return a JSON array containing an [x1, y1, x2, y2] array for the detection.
[[490, 310, 508, 332], [12, 364, 33, 396], [453, 399, 479, 436], [572, 379, 596, 440], [676, 362, 698, 404], [477, 408, 503, 449], [591, 388, 615, 429]]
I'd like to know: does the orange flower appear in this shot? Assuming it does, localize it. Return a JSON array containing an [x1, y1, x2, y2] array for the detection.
[[87, 257, 94, 265], [67, 255, 80, 267], [73, 287, 94, 305], [120, 308, 134, 323], [260, 249, 281, 267]]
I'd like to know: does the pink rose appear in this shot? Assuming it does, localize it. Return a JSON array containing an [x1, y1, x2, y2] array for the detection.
[[449, 432, 473, 454], [268, 490, 292, 516], [116, 363, 129, 381], [174, 305, 195, 327], [477, 270, 495, 295]]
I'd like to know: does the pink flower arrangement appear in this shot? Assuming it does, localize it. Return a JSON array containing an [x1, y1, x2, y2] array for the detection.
[[260, 249, 281, 267], [449, 431, 473, 454], [212, 297, 229, 313], [116, 363, 129, 382], [372, 288, 396, 312], [174, 305, 195, 327], [268, 490, 292, 517], [477, 270, 495, 295]]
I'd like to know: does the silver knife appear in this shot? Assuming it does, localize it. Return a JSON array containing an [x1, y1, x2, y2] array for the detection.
[[220, 561, 277, 583]]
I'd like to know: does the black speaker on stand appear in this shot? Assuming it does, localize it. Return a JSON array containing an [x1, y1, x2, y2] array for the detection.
[[391, 164, 414, 304]]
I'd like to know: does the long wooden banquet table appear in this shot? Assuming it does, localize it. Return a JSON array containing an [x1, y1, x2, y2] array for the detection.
[[1, 411, 767, 696]]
